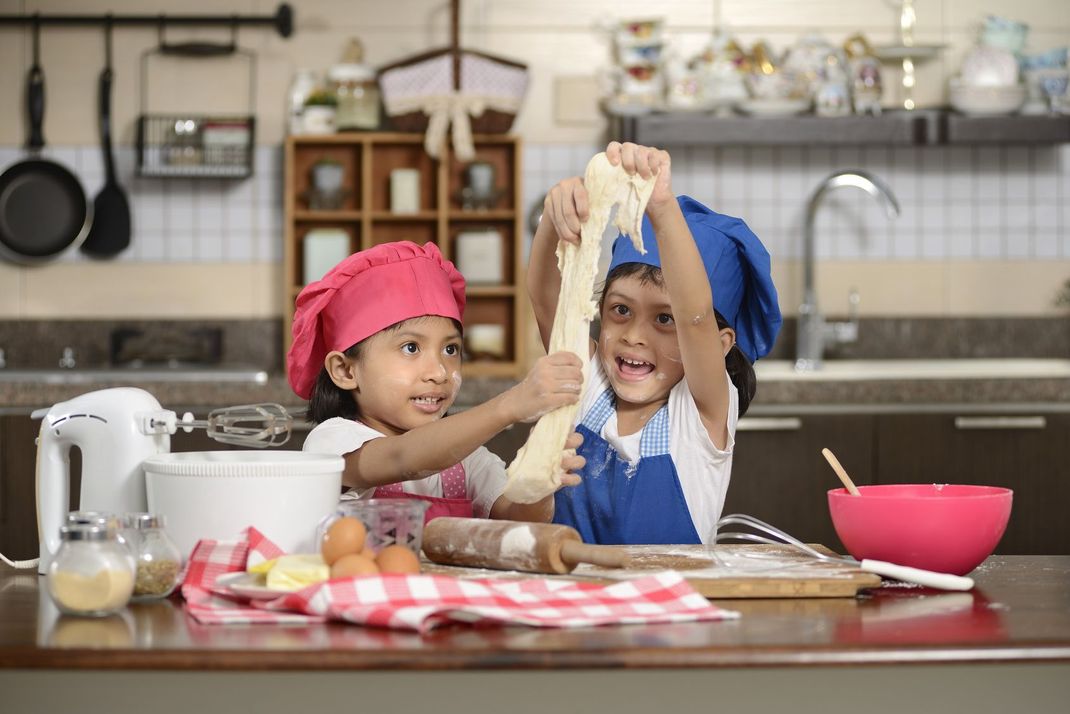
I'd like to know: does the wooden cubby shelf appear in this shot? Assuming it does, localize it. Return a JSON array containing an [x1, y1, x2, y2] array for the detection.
[[294, 210, 363, 220], [284, 133, 526, 380]]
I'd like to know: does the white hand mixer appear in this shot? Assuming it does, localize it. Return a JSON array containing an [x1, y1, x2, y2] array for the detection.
[[23, 387, 293, 573]]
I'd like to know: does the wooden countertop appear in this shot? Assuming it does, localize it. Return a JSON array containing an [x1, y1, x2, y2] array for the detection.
[[2, 556, 1069, 671]]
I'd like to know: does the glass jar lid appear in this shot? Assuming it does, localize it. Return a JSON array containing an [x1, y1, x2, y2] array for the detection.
[[67, 511, 122, 530], [328, 63, 375, 83], [59, 524, 116, 542], [129, 513, 167, 529]]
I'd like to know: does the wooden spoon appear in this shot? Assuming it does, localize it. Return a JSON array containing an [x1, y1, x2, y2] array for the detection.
[[822, 448, 861, 496]]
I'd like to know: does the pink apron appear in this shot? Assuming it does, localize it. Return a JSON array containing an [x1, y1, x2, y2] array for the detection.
[[372, 463, 473, 522]]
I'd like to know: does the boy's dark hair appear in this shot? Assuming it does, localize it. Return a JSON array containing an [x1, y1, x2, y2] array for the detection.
[[599, 262, 757, 417], [305, 316, 465, 425]]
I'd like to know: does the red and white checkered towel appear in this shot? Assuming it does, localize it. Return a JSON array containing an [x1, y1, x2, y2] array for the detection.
[[181, 528, 738, 633]]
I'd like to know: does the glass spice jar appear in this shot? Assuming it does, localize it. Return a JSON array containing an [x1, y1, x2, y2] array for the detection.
[[47, 524, 136, 617], [126, 513, 183, 600], [67, 511, 136, 567]]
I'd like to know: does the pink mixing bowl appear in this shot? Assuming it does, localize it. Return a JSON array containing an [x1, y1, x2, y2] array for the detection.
[[828, 484, 1013, 576]]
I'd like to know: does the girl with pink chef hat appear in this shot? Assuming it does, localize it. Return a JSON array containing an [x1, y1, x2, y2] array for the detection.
[[288, 240, 586, 523]]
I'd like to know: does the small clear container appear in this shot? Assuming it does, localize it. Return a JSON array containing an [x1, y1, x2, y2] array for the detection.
[[125, 513, 183, 600], [317, 499, 430, 556], [327, 40, 380, 131], [47, 525, 136, 617]]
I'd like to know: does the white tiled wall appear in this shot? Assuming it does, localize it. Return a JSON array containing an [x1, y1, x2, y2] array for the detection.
[[0, 145, 283, 264], [2, 140, 1066, 268], [523, 142, 1070, 263]]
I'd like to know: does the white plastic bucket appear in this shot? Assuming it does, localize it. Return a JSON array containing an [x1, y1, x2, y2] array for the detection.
[[143, 451, 344, 560]]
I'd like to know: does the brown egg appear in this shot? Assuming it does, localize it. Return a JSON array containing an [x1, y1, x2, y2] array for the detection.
[[375, 544, 421, 574], [330, 553, 379, 579], [321, 516, 366, 565]]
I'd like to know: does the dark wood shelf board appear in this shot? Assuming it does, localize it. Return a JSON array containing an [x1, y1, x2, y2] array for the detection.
[[940, 114, 1070, 144], [616, 113, 925, 146], [613, 111, 1070, 146]]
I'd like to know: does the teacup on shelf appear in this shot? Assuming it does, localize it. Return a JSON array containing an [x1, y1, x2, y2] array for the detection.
[[980, 15, 1029, 54]]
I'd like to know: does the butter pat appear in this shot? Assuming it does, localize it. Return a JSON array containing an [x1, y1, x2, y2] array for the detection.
[[264, 554, 330, 591]]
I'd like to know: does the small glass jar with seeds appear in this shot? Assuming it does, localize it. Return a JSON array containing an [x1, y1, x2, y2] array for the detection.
[[124, 513, 183, 600]]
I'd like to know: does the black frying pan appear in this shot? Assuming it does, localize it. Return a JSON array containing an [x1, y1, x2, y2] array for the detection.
[[0, 22, 91, 265]]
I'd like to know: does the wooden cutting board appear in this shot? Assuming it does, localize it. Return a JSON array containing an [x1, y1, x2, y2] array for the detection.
[[421, 543, 883, 598]]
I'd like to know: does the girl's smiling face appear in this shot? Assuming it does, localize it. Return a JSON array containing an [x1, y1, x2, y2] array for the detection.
[[348, 316, 463, 435], [598, 274, 684, 409]]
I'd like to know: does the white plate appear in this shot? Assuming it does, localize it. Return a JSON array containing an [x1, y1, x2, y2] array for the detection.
[[736, 98, 810, 117], [215, 571, 294, 600]]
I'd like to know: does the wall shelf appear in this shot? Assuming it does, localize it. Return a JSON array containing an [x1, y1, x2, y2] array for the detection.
[[612, 110, 1070, 147]]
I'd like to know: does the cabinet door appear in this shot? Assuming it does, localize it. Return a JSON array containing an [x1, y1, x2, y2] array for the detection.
[[876, 413, 1070, 555], [0, 415, 41, 561], [725, 414, 876, 551]]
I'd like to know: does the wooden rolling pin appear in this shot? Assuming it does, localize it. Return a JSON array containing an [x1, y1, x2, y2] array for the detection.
[[422, 517, 631, 574]]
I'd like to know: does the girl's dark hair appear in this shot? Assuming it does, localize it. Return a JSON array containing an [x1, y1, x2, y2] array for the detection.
[[307, 342, 363, 424], [305, 316, 465, 425], [599, 262, 757, 417]]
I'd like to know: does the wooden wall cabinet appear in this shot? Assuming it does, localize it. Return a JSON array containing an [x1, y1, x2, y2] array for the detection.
[[283, 133, 526, 379]]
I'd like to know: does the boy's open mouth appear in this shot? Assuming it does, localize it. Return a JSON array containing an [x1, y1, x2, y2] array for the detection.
[[615, 355, 655, 380]]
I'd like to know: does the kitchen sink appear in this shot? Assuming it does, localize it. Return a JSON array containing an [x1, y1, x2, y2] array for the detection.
[[0, 365, 269, 385], [755, 359, 1070, 381]]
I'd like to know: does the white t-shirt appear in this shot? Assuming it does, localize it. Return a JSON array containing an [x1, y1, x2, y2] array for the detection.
[[578, 358, 738, 543], [302, 418, 508, 518]]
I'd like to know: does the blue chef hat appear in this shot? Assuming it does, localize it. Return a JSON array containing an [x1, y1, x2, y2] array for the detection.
[[608, 195, 782, 363]]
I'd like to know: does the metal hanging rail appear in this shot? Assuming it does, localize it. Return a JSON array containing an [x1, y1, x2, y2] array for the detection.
[[0, 2, 293, 37]]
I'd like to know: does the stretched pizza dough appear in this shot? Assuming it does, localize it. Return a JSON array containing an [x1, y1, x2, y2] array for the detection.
[[503, 152, 657, 504]]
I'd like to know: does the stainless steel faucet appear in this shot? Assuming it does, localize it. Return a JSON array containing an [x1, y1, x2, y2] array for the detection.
[[796, 171, 900, 371]]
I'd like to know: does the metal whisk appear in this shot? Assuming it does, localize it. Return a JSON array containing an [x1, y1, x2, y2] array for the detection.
[[714, 513, 975, 591], [149, 403, 293, 448]]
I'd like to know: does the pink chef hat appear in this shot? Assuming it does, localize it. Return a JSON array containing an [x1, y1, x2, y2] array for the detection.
[[287, 241, 466, 399]]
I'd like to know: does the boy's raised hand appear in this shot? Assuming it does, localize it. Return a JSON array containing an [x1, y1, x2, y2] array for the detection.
[[605, 141, 674, 210], [506, 351, 584, 424], [541, 176, 588, 246]]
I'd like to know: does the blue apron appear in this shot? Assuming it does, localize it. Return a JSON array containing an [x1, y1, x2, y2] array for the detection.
[[553, 389, 702, 545]]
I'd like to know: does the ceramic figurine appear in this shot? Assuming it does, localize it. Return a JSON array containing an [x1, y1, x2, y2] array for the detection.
[[844, 34, 883, 116]]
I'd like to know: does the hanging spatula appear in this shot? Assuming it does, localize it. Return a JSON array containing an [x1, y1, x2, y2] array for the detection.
[[82, 19, 131, 258]]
